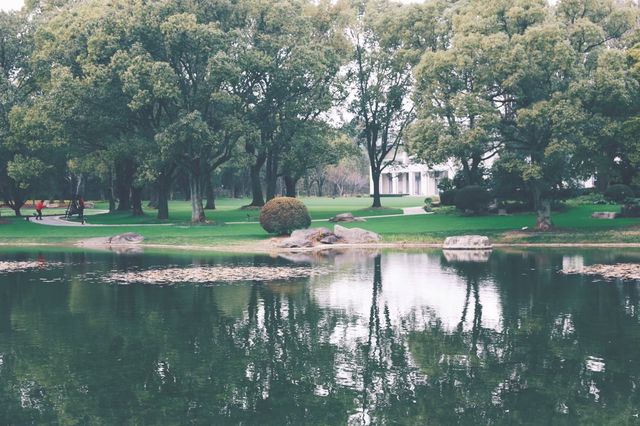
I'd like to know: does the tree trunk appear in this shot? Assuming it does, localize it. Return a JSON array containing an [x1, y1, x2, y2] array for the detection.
[[115, 161, 134, 211], [284, 176, 297, 197], [157, 180, 170, 221], [265, 152, 278, 201], [316, 178, 324, 197], [108, 168, 116, 212], [131, 186, 144, 216], [371, 169, 382, 208], [248, 153, 266, 207], [205, 179, 216, 210], [532, 186, 552, 231], [189, 173, 206, 223]]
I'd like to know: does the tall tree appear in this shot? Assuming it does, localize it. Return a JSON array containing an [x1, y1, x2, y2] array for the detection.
[[344, 0, 445, 208], [233, 0, 348, 206], [0, 10, 39, 216], [409, 32, 503, 186]]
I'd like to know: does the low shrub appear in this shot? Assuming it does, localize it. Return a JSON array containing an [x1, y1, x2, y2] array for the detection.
[[439, 189, 457, 206], [620, 198, 640, 218], [604, 184, 634, 203], [454, 185, 491, 215], [259, 197, 311, 235], [424, 197, 433, 212]]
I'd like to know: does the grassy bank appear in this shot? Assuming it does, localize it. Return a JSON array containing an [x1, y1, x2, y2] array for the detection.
[[0, 198, 638, 247]]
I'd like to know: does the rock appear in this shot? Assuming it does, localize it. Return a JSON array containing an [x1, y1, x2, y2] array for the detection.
[[443, 235, 492, 250], [562, 263, 640, 281], [333, 225, 380, 244], [320, 235, 339, 244], [277, 227, 333, 248], [108, 233, 144, 244], [329, 212, 366, 222], [591, 212, 617, 219]]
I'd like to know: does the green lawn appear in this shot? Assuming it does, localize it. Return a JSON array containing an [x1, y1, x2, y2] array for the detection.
[[0, 198, 638, 247], [77, 196, 423, 225]]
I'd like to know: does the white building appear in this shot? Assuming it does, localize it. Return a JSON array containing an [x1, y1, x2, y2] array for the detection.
[[369, 150, 453, 197]]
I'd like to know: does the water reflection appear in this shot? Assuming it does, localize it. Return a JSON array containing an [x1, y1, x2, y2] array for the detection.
[[0, 248, 640, 424]]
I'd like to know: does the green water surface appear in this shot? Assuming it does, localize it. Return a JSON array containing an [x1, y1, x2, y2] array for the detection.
[[1, 248, 640, 425]]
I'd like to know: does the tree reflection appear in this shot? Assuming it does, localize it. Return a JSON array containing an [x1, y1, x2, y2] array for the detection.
[[1, 249, 640, 424]]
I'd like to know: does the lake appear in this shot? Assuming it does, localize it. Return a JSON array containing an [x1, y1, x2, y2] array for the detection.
[[1, 247, 639, 425]]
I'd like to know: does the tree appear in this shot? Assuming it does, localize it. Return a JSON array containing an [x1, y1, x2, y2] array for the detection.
[[0, 10, 38, 216], [279, 127, 354, 197], [344, 0, 444, 208], [232, 0, 348, 206], [443, 0, 637, 230], [409, 32, 503, 186]]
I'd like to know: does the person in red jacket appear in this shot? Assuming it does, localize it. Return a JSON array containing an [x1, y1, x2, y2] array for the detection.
[[34, 200, 45, 220]]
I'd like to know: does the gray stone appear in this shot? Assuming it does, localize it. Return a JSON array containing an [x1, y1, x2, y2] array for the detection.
[[108, 233, 144, 244], [320, 235, 339, 244], [443, 235, 492, 250], [277, 228, 332, 248], [591, 211, 617, 219], [328, 212, 366, 223], [333, 225, 380, 244]]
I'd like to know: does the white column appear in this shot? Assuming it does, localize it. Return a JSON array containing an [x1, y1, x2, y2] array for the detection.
[[408, 172, 415, 195], [420, 171, 428, 196], [392, 173, 399, 194], [369, 169, 374, 195]]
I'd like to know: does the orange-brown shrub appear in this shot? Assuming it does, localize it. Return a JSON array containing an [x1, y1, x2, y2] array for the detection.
[[259, 197, 311, 235]]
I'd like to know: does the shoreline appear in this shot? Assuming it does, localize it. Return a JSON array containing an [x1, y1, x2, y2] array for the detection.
[[3, 240, 640, 254]]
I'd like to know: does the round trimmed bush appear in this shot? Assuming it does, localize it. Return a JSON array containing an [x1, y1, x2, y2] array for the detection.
[[259, 197, 311, 235], [604, 184, 634, 203], [454, 185, 491, 214]]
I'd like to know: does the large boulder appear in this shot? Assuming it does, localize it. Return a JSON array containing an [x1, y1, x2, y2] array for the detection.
[[443, 235, 492, 250], [108, 233, 144, 245], [334, 225, 380, 244], [329, 212, 366, 223], [277, 227, 333, 248], [591, 211, 617, 219]]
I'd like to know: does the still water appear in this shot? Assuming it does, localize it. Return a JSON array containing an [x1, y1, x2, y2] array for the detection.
[[1, 248, 640, 425]]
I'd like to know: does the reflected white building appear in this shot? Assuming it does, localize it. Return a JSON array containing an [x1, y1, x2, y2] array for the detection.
[[310, 252, 502, 337], [369, 150, 454, 197]]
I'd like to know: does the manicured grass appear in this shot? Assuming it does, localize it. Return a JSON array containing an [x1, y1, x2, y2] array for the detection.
[[0, 198, 638, 246], [82, 196, 422, 224]]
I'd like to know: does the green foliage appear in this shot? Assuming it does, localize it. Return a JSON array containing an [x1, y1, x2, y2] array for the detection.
[[439, 190, 456, 206], [604, 184, 634, 203], [259, 197, 311, 235], [620, 199, 640, 218], [454, 185, 491, 215]]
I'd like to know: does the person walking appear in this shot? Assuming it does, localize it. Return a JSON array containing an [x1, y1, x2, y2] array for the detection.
[[35, 200, 45, 220]]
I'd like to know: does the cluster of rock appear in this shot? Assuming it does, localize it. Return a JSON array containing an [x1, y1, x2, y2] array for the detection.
[[328, 212, 366, 223], [562, 263, 640, 281], [277, 225, 380, 248], [106, 265, 331, 285], [442, 235, 492, 250]]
